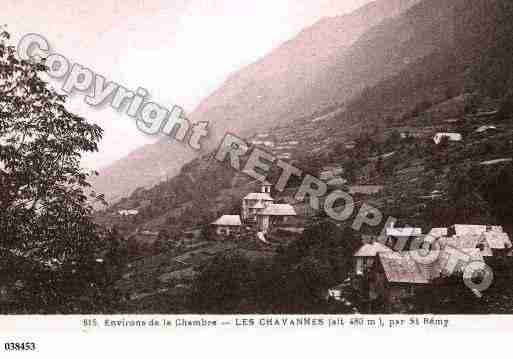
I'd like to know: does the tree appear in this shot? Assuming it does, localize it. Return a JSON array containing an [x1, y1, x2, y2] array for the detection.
[[189, 252, 254, 313], [0, 30, 113, 312]]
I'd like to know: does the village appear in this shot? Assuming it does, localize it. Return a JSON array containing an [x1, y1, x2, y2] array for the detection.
[[206, 174, 511, 314], [104, 92, 513, 314]]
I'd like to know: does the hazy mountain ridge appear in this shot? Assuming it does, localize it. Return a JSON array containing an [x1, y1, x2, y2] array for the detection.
[[98, 0, 513, 236], [91, 0, 420, 203]]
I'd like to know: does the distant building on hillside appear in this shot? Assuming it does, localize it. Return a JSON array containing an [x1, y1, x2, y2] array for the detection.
[[435, 225, 511, 257], [433, 132, 462, 144], [211, 215, 242, 237], [475, 125, 497, 133], [118, 209, 139, 216], [348, 185, 384, 195], [327, 177, 348, 187], [369, 252, 432, 313], [480, 158, 512, 166], [320, 170, 335, 181], [448, 225, 487, 236], [354, 242, 392, 276], [481, 230, 512, 256], [345, 141, 357, 150], [428, 228, 448, 238], [257, 204, 297, 233], [384, 226, 422, 251], [241, 183, 274, 223]]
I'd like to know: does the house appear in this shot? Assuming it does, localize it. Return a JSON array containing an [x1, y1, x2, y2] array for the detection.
[[345, 141, 357, 150], [437, 225, 510, 257], [354, 242, 392, 276], [348, 185, 384, 195], [385, 226, 422, 251], [423, 228, 448, 246], [327, 281, 350, 302], [211, 215, 242, 237], [428, 227, 448, 238], [327, 279, 355, 305], [438, 235, 491, 257], [369, 252, 432, 313], [256, 204, 297, 233], [433, 132, 462, 144], [475, 125, 497, 133], [438, 247, 486, 276], [332, 167, 344, 176], [241, 183, 274, 223], [480, 158, 512, 166], [320, 166, 344, 181], [474, 110, 498, 118], [320, 171, 335, 181], [327, 177, 348, 187], [118, 209, 139, 216], [448, 225, 487, 236], [480, 229, 512, 256]]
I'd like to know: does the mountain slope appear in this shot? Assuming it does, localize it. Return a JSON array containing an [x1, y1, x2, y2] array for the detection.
[[99, 0, 513, 234], [91, 0, 420, 203]]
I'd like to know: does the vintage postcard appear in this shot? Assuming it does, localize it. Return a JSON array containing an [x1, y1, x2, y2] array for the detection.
[[0, 0, 512, 356]]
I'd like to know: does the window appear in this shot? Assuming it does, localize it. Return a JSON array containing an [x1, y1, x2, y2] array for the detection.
[[356, 258, 364, 275]]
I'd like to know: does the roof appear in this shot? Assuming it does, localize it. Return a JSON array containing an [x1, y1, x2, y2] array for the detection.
[[438, 247, 485, 274], [250, 201, 265, 209], [480, 158, 512, 166], [380, 246, 487, 285], [428, 228, 448, 237], [211, 215, 242, 227], [259, 204, 297, 216], [244, 193, 274, 201], [481, 231, 512, 250], [378, 252, 430, 284], [119, 209, 139, 215], [327, 177, 348, 186], [452, 225, 487, 236], [320, 171, 334, 180], [354, 242, 392, 257], [386, 227, 422, 237], [476, 125, 497, 133], [407, 250, 443, 281], [434, 132, 462, 139], [440, 235, 483, 249], [348, 185, 384, 195]]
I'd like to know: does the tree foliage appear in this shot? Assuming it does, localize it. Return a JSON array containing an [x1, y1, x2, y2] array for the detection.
[[0, 30, 118, 313]]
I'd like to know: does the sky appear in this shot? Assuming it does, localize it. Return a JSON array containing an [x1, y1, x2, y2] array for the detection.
[[3, 0, 372, 169]]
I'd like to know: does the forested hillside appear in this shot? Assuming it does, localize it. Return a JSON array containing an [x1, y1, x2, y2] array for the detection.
[[99, 0, 513, 314]]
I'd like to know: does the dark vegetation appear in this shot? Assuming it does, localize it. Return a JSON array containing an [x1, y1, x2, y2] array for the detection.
[[189, 222, 362, 313], [0, 30, 125, 313]]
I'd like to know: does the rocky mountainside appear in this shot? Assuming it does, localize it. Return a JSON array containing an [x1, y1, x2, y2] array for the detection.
[[91, 0, 420, 203]]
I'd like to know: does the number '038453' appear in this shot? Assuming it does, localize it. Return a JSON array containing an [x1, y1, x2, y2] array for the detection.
[[4, 342, 36, 351]]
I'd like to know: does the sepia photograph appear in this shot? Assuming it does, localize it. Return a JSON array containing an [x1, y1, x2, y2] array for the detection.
[[1, 0, 513, 354]]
